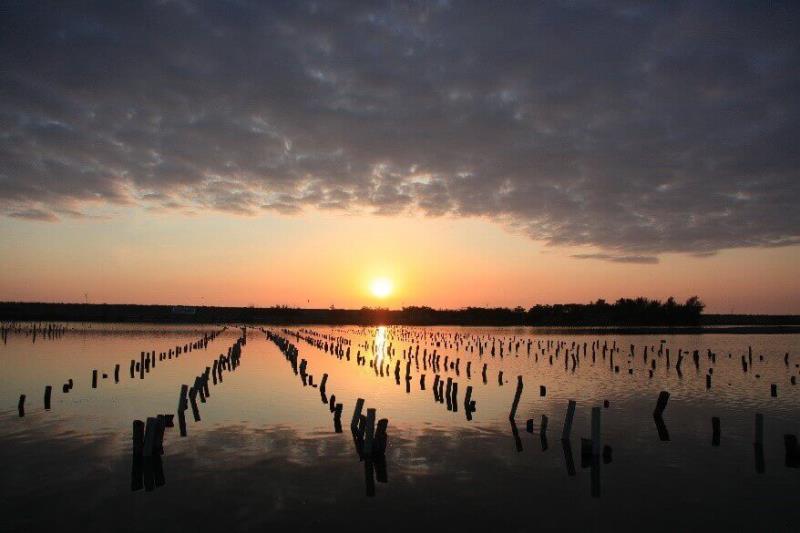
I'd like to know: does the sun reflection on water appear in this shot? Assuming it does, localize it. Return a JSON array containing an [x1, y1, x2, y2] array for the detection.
[[374, 326, 387, 367]]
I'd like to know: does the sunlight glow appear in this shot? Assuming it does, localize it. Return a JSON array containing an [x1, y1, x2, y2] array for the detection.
[[370, 277, 393, 299], [373, 326, 387, 366]]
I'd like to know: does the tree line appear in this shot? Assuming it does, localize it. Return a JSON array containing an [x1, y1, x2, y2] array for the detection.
[[0, 297, 705, 326]]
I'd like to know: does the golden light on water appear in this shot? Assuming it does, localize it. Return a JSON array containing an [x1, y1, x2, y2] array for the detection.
[[373, 325, 387, 366], [370, 277, 393, 299]]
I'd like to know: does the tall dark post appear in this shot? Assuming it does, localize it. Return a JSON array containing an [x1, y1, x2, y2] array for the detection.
[[561, 400, 576, 441], [509, 375, 523, 421]]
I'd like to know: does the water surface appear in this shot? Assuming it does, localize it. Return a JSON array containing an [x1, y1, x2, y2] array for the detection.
[[1, 323, 799, 531]]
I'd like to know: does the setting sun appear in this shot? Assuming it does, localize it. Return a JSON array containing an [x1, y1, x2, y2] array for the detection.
[[370, 277, 393, 299]]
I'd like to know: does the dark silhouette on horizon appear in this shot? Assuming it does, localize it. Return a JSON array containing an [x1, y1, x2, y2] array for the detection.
[[1, 296, 798, 329]]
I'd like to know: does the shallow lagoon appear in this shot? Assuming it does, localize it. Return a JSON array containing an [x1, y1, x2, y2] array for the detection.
[[1, 323, 799, 531]]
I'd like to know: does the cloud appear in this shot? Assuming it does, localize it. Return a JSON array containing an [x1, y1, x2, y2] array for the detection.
[[7, 208, 59, 222], [572, 253, 659, 264], [1, 1, 798, 255]]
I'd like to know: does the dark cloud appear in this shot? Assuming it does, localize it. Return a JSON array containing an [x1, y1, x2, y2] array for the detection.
[[1, 1, 799, 256]]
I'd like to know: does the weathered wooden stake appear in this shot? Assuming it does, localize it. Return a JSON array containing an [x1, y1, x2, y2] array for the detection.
[[364, 408, 376, 456], [143, 417, 159, 457], [133, 420, 145, 455], [351, 398, 365, 430], [561, 400, 576, 441], [509, 375, 523, 420], [653, 391, 670, 417]]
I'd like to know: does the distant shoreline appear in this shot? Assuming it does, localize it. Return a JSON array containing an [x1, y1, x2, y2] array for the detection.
[[1, 302, 798, 333]]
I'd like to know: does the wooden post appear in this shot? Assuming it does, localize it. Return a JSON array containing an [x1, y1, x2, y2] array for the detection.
[[364, 408, 376, 456], [178, 384, 188, 412], [143, 417, 159, 457], [18, 394, 25, 417], [133, 420, 145, 455], [445, 377, 453, 410], [114, 364, 120, 383], [178, 407, 187, 437], [351, 398, 365, 430], [155, 415, 166, 456], [44, 385, 52, 410], [591, 406, 601, 456], [561, 400, 576, 441], [509, 375, 523, 421], [92, 369, 98, 388], [374, 418, 389, 457], [653, 391, 670, 417], [189, 388, 201, 422]]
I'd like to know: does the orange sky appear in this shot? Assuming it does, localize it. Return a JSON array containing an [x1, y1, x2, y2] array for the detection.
[[1, 208, 798, 314]]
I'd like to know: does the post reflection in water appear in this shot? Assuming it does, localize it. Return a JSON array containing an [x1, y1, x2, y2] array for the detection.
[[1, 323, 800, 531], [131, 455, 166, 493]]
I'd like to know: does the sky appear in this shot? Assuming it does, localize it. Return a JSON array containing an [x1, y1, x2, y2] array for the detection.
[[1, 1, 799, 313]]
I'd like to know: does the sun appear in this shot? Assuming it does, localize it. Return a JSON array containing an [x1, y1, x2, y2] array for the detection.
[[369, 277, 393, 299]]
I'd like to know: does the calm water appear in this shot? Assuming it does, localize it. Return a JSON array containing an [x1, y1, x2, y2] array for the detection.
[[1, 323, 799, 531]]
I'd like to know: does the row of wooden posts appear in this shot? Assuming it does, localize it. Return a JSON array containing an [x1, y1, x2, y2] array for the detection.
[[176, 330, 245, 437], [284, 326, 800, 477], [1, 321, 68, 343], [16, 328, 226, 417], [129, 329, 247, 492], [324, 326, 798, 393], [266, 329, 390, 495], [286, 326, 800, 468]]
